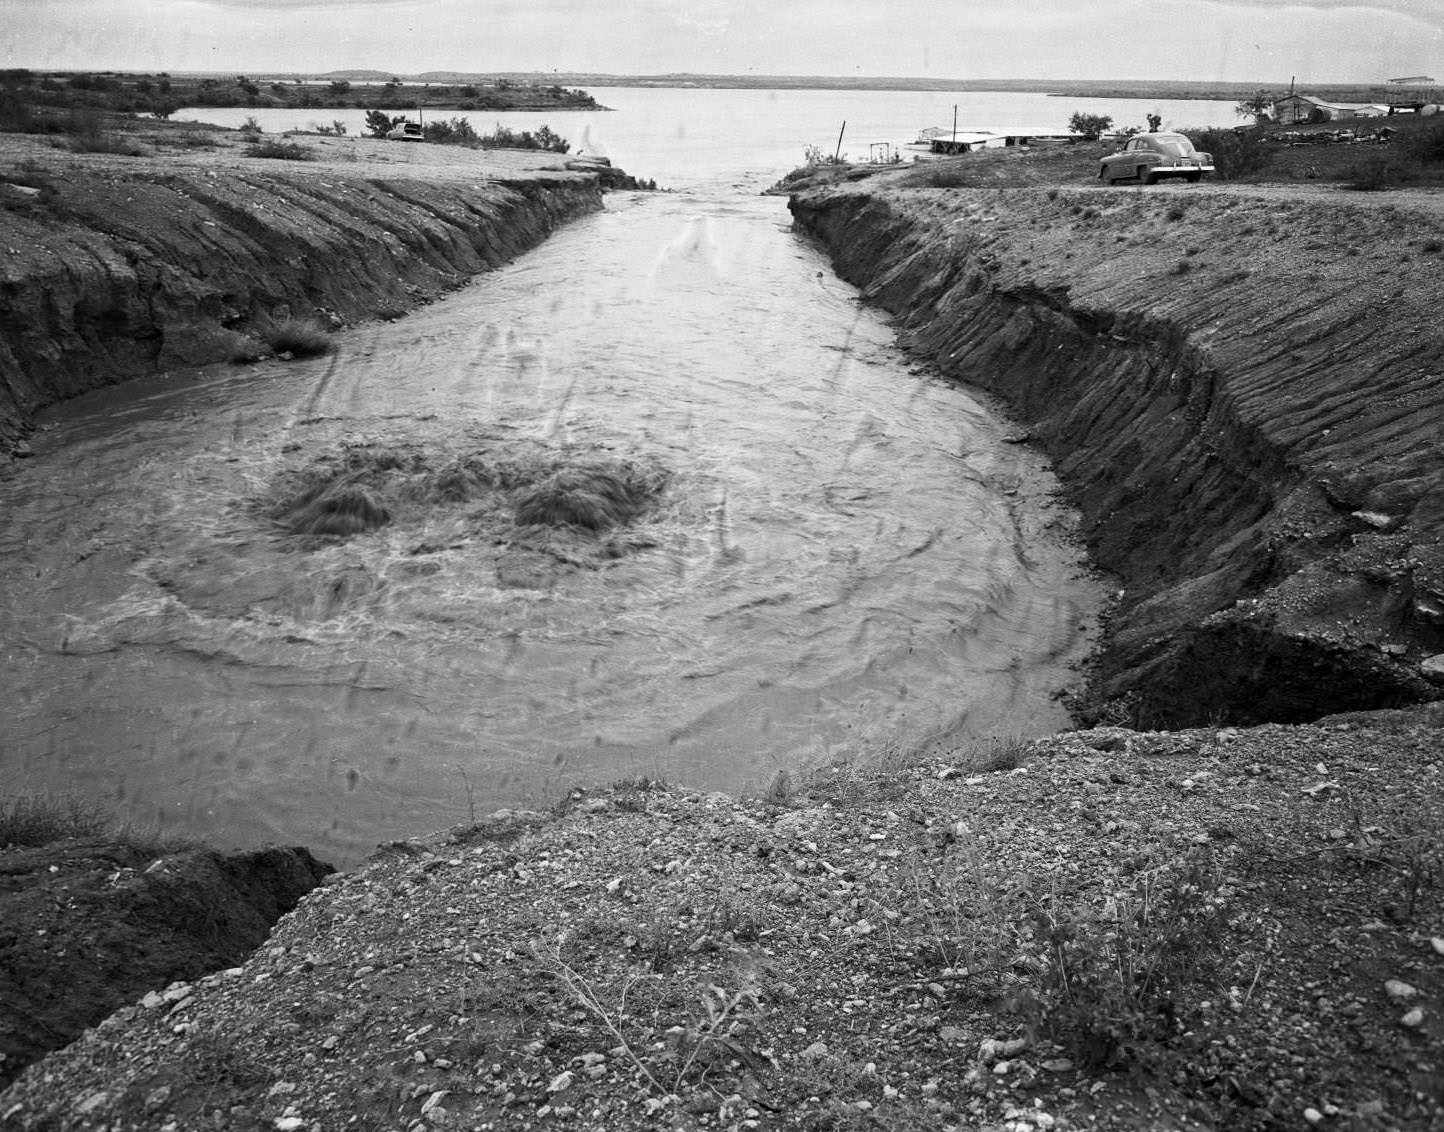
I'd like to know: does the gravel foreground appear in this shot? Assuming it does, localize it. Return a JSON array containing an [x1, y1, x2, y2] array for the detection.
[[2, 712, 1440, 1131]]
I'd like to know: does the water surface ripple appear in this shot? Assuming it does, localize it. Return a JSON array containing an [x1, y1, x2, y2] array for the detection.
[[0, 191, 1104, 864]]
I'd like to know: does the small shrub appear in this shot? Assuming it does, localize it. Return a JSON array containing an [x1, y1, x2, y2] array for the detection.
[[1165, 204, 1186, 221], [266, 318, 332, 356], [1067, 112, 1113, 141], [61, 107, 143, 155], [955, 735, 1031, 774], [1346, 154, 1418, 191], [477, 122, 569, 153], [1422, 238, 1442, 254], [1025, 850, 1228, 1068], [1401, 124, 1444, 165], [0, 795, 110, 847], [246, 139, 313, 161], [0, 87, 35, 132], [425, 116, 480, 145], [1185, 127, 1268, 180], [364, 108, 403, 138]]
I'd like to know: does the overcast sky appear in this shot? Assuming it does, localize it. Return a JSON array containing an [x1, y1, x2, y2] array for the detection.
[[4, 0, 1440, 84]]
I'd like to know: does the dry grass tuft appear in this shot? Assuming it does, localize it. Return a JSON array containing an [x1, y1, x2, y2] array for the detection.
[[266, 318, 332, 358], [0, 795, 110, 848]]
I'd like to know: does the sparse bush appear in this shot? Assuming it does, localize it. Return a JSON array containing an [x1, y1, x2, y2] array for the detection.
[[1401, 123, 1444, 165], [246, 139, 313, 161], [1234, 90, 1275, 123], [1023, 850, 1228, 1068], [802, 143, 843, 166], [425, 116, 480, 145], [266, 317, 332, 356], [0, 88, 35, 132], [0, 795, 110, 847], [477, 122, 569, 153], [364, 108, 403, 138], [64, 108, 144, 156], [1346, 154, 1419, 191], [1067, 111, 1113, 141], [1186, 127, 1268, 180], [954, 735, 1031, 773]]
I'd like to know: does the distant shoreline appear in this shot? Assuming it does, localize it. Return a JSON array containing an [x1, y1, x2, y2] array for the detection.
[[301, 70, 1379, 104]]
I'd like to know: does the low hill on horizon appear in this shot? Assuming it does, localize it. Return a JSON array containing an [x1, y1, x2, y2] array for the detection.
[[309, 71, 1388, 102]]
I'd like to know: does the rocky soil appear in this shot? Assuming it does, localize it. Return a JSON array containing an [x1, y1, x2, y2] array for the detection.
[[0, 126, 635, 455], [0, 840, 332, 1090], [1, 712, 1440, 1131], [787, 173, 1444, 728]]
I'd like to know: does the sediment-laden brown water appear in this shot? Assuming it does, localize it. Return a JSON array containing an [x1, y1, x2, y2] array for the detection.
[[0, 191, 1104, 865]]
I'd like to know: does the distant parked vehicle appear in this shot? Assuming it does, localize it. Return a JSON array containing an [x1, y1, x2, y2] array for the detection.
[[1099, 133, 1214, 184], [387, 121, 424, 142]]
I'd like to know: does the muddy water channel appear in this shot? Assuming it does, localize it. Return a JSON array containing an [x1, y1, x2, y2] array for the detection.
[[2, 191, 1105, 865]]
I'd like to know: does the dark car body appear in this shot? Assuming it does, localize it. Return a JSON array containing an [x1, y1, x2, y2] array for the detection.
[[1099, 133, 1214, 184]]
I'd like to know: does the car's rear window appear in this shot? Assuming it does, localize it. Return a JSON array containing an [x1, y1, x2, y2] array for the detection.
[[1153, 136, 1195, 157]]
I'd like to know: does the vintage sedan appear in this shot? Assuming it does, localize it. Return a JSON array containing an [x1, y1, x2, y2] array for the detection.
[[1098, 132, 1214, 184]]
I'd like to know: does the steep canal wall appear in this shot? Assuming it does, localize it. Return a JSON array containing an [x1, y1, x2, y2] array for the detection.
[[791, 183, 1444, 726], [0, 141, 608, 454]]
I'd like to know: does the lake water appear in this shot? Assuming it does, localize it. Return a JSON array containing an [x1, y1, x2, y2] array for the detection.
[[0, 86, 1184, 865], [177, 85, 1244, 192]]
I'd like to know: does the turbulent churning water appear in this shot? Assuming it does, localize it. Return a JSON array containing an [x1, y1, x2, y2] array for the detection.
[[1, 187, 1105, 866]]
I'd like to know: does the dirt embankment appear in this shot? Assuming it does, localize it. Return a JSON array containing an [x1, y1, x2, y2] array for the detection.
[[1, 716, 1440, 1132], [789, 180, 1444, 727], [0, 131, 620, 455], [0, 840, 332, 1090]]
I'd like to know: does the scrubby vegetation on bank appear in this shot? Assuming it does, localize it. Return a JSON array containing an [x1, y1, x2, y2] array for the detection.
[[0, 68, 600, 124]]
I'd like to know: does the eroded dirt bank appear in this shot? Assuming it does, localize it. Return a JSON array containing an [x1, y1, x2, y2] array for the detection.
[[0, 840, 331, 1090], [789, 182, 1444, 727], [0, 132, 616, 454]]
